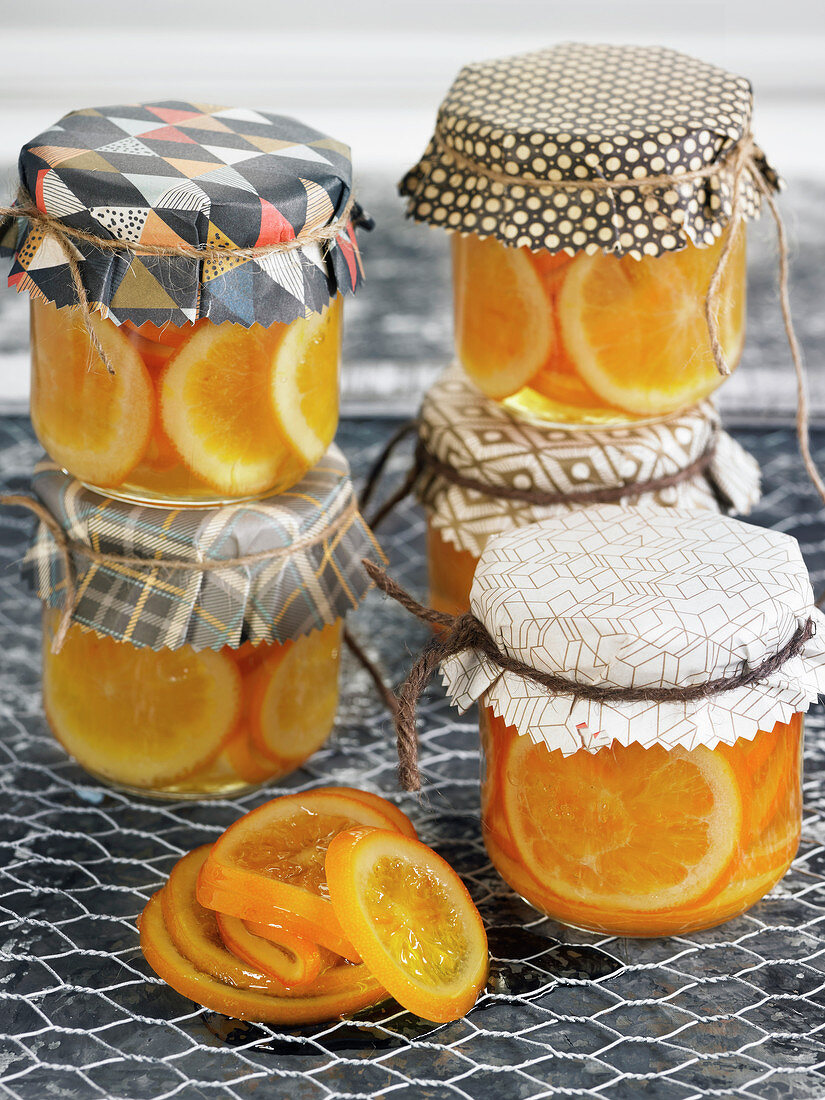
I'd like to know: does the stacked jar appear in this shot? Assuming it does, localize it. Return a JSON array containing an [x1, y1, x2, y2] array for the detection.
[[398, 44, 780, 612], [3, 101, 376, 798]]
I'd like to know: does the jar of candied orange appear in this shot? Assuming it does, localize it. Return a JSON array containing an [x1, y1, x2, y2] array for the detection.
[[433, 508, 825, 936], [400, 44, 779, 424], [415, 364, 760, 617], [22, 446, 381, 798], [4, 102, 368, 504]]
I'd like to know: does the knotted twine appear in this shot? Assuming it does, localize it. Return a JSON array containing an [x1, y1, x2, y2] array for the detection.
[[363, 559, 816, 792], [0, 187, 359, 375], [359, 421, 722, 531]]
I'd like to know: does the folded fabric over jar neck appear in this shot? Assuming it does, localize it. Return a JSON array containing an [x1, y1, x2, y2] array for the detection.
[[360, 364, 762, 550], [16, 445, 383, 654]]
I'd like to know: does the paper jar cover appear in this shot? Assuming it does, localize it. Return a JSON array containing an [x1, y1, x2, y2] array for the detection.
[[23, 445, 383, 651], [418, 363, 760, 556], [440, 507, 825, 754], [2, 102, 369, 327], [400, 43, 780, 259]]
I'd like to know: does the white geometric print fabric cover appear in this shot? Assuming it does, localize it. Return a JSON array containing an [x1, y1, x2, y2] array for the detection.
[[440, 507, 825, 754], [418, 364, 761, 556], [399, 43, 780, 259]]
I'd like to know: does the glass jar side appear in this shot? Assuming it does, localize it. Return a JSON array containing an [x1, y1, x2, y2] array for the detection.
[[41, 610, 342, 798], [479, 704, 801, 936], [30, 296, 342, 506], [427, 520, 479, 618], [452, 224, 746, 426]]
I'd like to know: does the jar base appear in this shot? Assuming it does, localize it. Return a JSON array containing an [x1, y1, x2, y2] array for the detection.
[[78, 767, 270, 801]]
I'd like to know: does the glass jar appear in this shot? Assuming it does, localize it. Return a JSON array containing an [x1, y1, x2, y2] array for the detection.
[[480, 706, 802, 936], [30, 297, 342, 506], [452, 224, 746, 425], [427, 521, 477, 618], [42, 610, 342, 798]]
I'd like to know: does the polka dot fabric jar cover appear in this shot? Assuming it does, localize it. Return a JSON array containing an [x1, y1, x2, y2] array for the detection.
[[400, 43, 782, 426], [399, 43, 778, 258]]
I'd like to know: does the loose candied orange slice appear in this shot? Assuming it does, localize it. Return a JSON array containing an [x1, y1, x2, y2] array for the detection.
[[503, 734, 742, 913], [197, 789, 405, 960], [43, 622, 242, 788], [158, 322, 300, 496], [326, 828, 488, 1022], [248, 623, 341, 764], [452, 235, 554, 399], [161, 847, 291, 993], [140, 894, 387, 1022], [30, 300, 154, 486], [312, 787, 418, 841], [271, 298, 341, 467], [216, 913, 325, 987], [556, 230, 746, 416]]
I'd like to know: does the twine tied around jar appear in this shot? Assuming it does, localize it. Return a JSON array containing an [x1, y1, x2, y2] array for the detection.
[[363, 559, 816, 791], [0, 491, 360, 653], [428, 129, 825, 517], [359, 421, 723, 531], [0, 187, 363, 375]]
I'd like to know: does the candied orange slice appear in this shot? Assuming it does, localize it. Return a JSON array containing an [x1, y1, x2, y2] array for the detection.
[[158, 322, 300, 496], [719, 715, 803, 840], [312, 787, 418, 841], [452, 235, 554, 399], [326, 828, 488, 1022], [140, 894, 387, 1022], [197, 789, 405, 960], [43, 621, 242, 788], [503, 733, 742, 913], [161, 846, 291, 993], [271, 298, 341, 467], [557, 229, 746, 416], [427, 522, 479, 618], [30, 300, 154, 486], [216, 913, 324, 987], [223, 727, 283, 786], [249, 623, 341, 763]]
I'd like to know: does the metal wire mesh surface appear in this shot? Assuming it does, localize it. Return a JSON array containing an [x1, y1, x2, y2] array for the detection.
[[1, 416, 824, 1100]]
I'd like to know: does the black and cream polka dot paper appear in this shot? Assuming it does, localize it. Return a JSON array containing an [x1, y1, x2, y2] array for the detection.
[[399, 43, 780, 259]]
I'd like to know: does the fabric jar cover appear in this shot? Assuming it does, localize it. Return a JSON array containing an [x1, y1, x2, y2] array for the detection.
[[2, 102, 369, 327], [399, 43, 780, 258], [418, 363, 760, 557], [22, 445, 382, 651], [441, 507, 825, 754]]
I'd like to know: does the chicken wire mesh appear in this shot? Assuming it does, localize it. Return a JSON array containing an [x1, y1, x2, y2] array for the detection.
[[0, 416, 824, 1100]]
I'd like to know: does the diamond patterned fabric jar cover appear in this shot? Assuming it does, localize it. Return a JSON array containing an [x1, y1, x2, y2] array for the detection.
[[21, 444, 382, 651], [441, 507, 825, 754], [399, 43, 779, 258], [417, 363, 761, 557], [2, 102, 368, 326]]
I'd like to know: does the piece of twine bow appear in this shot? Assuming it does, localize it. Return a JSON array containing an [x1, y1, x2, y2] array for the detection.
[[362, 558, 815, 792], [429, 129, 825, 518], [0, 492, 360, 653], [0, 186, 361, 375], [359, 421, 723, 531]]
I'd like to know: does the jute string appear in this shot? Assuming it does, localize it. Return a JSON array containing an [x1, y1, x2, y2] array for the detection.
[[0, 187, 357, 374], [429, 130, 825, 516], [0, 492, 359, 653], [363, 559, 816, 791], [359, 421, 722, 531]]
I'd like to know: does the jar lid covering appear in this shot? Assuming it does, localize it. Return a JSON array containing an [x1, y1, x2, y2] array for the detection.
[[3, 102, 369, 327], [399, 43, 780, 259], [418, 364, 760, 555], [441, 507, 825, 753], [22, 445, 382, 651]]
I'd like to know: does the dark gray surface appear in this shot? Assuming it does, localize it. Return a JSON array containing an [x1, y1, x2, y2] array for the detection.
[[1, 416, 825, 1100]]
